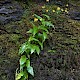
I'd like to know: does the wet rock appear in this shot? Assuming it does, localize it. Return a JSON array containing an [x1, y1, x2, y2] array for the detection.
[[0, 0, 23, 24], [68, 1, 80, 20], [69, 12, 80, 20]]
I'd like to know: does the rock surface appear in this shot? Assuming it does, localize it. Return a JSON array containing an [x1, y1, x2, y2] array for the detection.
[[68, 1, 80, 20], [0, 0, 23, 24]]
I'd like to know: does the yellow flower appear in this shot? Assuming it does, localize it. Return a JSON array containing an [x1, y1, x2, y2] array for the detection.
[[42, 6, 45, 9], [46, 0, 49, 2], [46, 10, 49, 12], [61, 9, 64, 12], [34, 18, 38, 22], [57, 7, 61, 10], [52, 10, 55, 12], [65, 10, 68, 13], [66, 4, 68, 7]]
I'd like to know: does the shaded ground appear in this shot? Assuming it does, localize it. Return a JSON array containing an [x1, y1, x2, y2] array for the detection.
[[0, 0, 80, 80]]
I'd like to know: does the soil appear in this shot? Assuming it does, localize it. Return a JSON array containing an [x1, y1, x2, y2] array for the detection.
[[0, 0, 80, 80]]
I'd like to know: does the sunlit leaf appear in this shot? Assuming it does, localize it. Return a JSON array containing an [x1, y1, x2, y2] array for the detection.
[[33, 26, 38, 36], [31, 23, 38, 36], [20, 64, 25, 70], [26, 59, 30, 68], [27, 66, 34, 76], [42, 31, 48, 42], [27, 23, 38, 36], [31, 45, 36, 54], [35, 45, 40, 55], [16, 72, 24, 80], [19, 43, 27, 55], [20, 55, 27, 65], [24, 43, 35, 54], [27, 29, 33, 34]]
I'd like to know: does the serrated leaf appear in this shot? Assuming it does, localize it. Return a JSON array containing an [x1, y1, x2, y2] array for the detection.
[[19, 43, 27, 55], [20, 55, 27, 65], [27, 66, 34, 76], [26, 59, 30, 68]]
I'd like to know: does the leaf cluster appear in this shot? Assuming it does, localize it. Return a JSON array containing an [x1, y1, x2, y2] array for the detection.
[[16, 14, 54, 80]]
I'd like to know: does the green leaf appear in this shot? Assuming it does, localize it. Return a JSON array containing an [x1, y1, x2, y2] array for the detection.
[[27, 23, 38, 36], [23, 70, 28, 79], [38, 26, 49, 33], [41, 19, 46, 26], [45, 21, 54, 28], [20, 64, 25, 70], [32, 25, 38, 36], [35, 45, 40, 55], [41, 21, 54, 28], [27, 29, 33, 34], [27, 66, 34, 76], [26, 59, 30, 68], [28, 36, 39, 42], [48, 50, 56, 53], [31, 45, 36, 54], [42, 14, 50, 20], [24, 43, 35, 54], [16, 72, 24, 80], [42, 32, 48, 42], [19, 43, 27, 55], [20, 77, 25, 80], [20, 55, 27, 65], [28, 37, 43, 50], [37, 33, 44, 42], [38, 41, 43, 50], [34, 14, 42, 21]]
